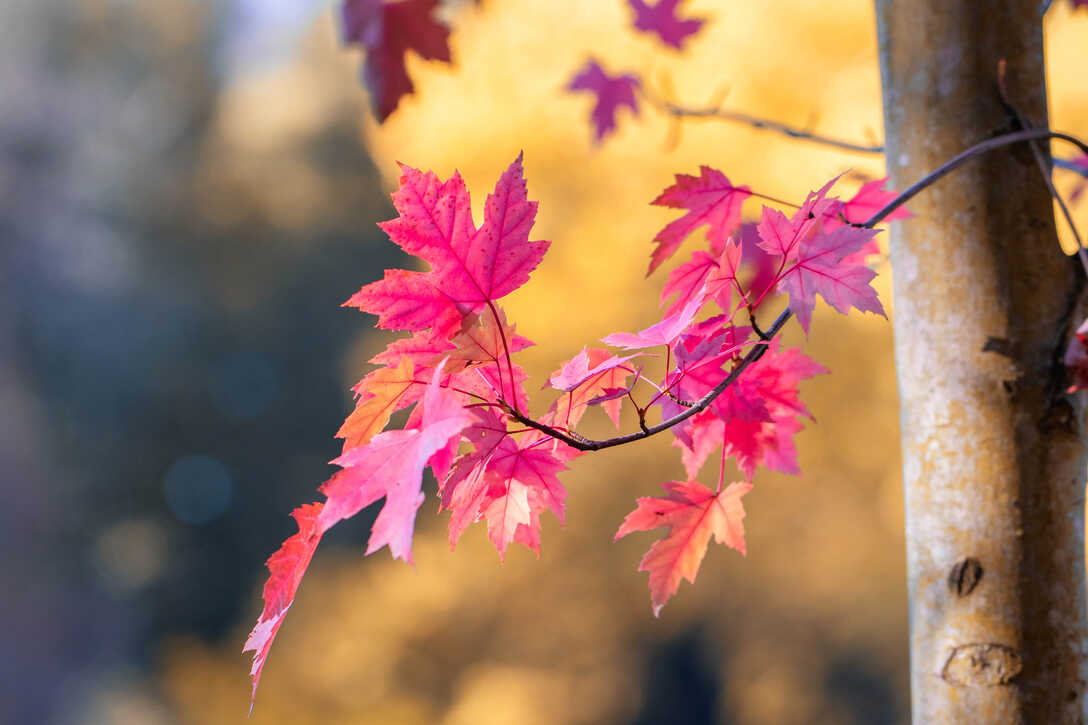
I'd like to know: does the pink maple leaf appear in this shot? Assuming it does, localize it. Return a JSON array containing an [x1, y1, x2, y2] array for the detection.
[[666, 342, 825, 478], [755, 204, 824, 263], [441, 408, 510, 545], [440, 408, 567, 557], [661, 238, 739, 318], [616, 480, 752, 615], [628, 0, 705, 50], [540, 348, 638, 430], [346, 154, 550, 340], [704, 238, 742, 308], [830, 177, 911, 266], [326, 366, 473, 559], [244, 364, 471, 711], [673, 318, 752, 372], [649, 166, 751, 275], [661, 251, 718, 317], [602, 289, 706, 350], [342, 0, 452, 122], [369, 330, 454, 368], [360, 364, 474, 524], [585, 368, 642, 409], [841, 177, 913, 226], [479, 438, 567, 558], [549, 348, 640, 392], [756, 177, 846, 264], [567, 59, 641, 144], [777, 224, 886, 334]]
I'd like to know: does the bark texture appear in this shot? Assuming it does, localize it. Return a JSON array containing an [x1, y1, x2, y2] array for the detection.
[[875, 2, 1088, 722]]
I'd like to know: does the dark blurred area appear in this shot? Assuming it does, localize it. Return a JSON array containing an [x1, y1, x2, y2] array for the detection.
[[1, 1, 405, 721], [1, 1, 917, 723]]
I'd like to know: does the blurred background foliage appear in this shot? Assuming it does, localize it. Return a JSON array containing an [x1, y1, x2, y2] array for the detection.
[[3, 0, 1086, 723]]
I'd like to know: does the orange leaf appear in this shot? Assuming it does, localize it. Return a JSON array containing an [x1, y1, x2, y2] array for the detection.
[[616, 480, 752, 615]]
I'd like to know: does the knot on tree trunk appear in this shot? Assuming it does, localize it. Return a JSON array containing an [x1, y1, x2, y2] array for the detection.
[[941, 643, 1023, 687], [948, 557, 984, 597]]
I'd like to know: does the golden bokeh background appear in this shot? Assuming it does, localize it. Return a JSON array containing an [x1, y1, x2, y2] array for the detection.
[[20, 1, 1086, 723]]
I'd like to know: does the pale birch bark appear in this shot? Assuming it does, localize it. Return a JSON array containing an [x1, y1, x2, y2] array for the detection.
[[875, 1, 1088, 721]]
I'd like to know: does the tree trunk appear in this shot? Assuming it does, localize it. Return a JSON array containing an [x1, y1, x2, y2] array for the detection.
[[874, 2, 1088, 721]]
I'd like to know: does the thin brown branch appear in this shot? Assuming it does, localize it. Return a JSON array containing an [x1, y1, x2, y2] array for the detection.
[[864, 128, 1088, 226], [641, 82, 1088, 185], [506, 309, 790, 451], [639, 84, 884, 155]]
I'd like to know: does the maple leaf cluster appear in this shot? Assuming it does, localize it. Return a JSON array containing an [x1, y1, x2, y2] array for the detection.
[[243, 151, 908, 709]]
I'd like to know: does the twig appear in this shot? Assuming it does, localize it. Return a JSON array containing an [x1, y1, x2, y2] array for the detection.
[[749, 306, 772, 341], [864, 128, 1088, 227], [639, 84, 884, 155], [506, 309, 790, 452], [640, 81, 1088, 183], [664, 391, 696, 408]]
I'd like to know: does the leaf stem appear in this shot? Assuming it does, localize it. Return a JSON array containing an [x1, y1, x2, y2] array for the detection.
[[486, 300, 518, 414]]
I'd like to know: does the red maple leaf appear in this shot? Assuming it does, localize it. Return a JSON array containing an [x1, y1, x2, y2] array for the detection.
[[342, 0, 452, 121], [616, 480, 752, 615], [441, 408, 510, 544], [661, 250, 718, 317], [244, 364, 472, 711], [242, 503, 323, 715], [346, 154, 550, 340], [628, 0, 705, 50], [663, 341, 825, 478], [776, 224, 886, 334], [649, 166, 751, 275], [602, 290, 706, 350], [567, 59, 641, 144], [440, 408, 567, 556], [1065, 318, 1088, 392], [755, 177, 843, 263], [543, 347, 639, 429], [549, 348, 640, 392], [369, 330, 454, 368], [479, 438, 567, 558]]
